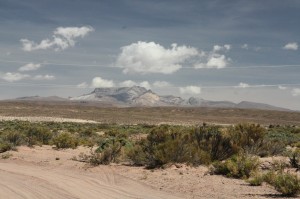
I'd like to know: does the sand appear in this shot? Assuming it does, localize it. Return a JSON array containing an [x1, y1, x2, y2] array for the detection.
[[0, 116, 98, 123], [0, 146, 288, 199]]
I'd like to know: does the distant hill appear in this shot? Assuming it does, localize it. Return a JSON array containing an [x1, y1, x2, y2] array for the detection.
[[5, 86, 290, 111], [69, 86, 290, 111], [15, 95, 67, 101]]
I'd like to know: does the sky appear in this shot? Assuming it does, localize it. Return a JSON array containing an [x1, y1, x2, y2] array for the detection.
[[0, 0, 300, 110]]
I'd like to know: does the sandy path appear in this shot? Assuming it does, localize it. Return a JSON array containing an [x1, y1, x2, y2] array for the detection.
[[0, 146, 288, 199], [0, 162, 182, 199]]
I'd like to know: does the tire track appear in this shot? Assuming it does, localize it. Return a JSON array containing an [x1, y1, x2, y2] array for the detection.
[[0, 162, 182, 199]]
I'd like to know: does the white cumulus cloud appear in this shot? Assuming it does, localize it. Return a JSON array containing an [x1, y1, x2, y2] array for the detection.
[[0, 72, 30, 82], [194, 44, 231, 69], [32, 74, 55, 80], [179, 86, 201, 95], [153, 81, 172, 88], [20, 26, 94, 52], [283, 42, 298, 50], [18, 63, 41, 71], [119, 80, 137, 87], [91, 77, 115, 88], [139, 81, 151, 89], [213, 44, 231, 52], [291, 88, 300, 96], [237, 82, 250, 88], [195, 54, 230, 69], [116, 41, 199, 74]]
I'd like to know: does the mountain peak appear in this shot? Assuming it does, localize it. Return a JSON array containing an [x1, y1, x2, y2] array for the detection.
[[70, 86, 290, 111]]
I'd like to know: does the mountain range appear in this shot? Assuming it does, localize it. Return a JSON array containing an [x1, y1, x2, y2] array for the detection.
[[65, 86, 289, 111]]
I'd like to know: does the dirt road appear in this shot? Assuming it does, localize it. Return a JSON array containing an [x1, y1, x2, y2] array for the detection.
[[0, 162, 181, 199]]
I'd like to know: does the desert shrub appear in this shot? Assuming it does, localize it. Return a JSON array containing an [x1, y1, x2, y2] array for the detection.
[[0, 140, 12, 153], [194, 125, 235, 161], [228, 123, 267, 155], [212, 153, 260, 179], [90, 134, 131, 165], [266, 126, 300, 146], [52, 132, 78, 149], [247, 172, 264, 186], [264, 171, 300, 197], [127, 143, 148, 166], [24, 127, 52, 146], [288, 149, 300, 169], [2, 131, 24, 146]]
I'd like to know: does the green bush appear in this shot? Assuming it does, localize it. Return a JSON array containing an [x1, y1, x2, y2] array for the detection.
[[52, 133, 78, 149], [247, 172, 264, 186], [2, 131, 24, 146], [228, 123, 267, 155], [25, 127, 52, 146], [194, 125, 235, 161], [212, 153, 260, 179], [0, 140, 12, 153], [264, 171, 300, 197]]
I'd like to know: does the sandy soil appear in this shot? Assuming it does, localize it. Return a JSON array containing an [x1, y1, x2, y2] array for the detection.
[[0, 116, 98, 123], [0, 146, 291, 199]]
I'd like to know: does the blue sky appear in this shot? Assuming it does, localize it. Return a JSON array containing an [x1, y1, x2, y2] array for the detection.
[[0, 0, 300, 110]]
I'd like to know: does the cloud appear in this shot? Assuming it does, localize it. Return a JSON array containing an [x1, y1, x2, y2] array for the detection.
[[194, 44, 231, 69], [77, 82, 89, 88], [116, 41, 199, 74], [139, 81, 151, 89], [236, 82, 250, 88], [206, 54, 229, 68], [32, 74, 55, 80], [119, 80, 137, 87], [283, 42, 298, 50], [20, 26, 94, 52], [0, 72, 30, 82], [278, 85, 287, 90], [195, 54, 230, 69], [179, 86, 201, 95], [241, 44, 249, 49], [291, 88, 300, 96], [213, 44, 231, 52], [91, 77, 115, 88], [153, 81, 172, 88], [18, 63, 41, 71]]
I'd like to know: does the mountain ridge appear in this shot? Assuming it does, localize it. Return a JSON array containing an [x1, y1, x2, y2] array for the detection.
[[69, 86, 290, 111], [7, 86, 291, 111]]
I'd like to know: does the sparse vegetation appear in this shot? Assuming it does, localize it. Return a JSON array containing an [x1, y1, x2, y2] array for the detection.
[[264, 171, 300, 197], [211, 153, 260, 179], [1, 118, 300, 197]]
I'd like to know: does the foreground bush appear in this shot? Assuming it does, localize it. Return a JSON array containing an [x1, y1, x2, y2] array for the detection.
[[212, 153, 260, 179], [0, 140, 12, 153], [247, 172, 264, 186], [264, 171, 300, 197], [25, 127, 52, 146], [52, 133, 78, 149]]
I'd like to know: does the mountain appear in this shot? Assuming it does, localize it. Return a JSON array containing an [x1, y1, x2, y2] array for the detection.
[[15, 95, 67, 101], [236, 101, 289, 111], [188, 97, 289, 111], [188, 97, 236, 108], [70, 86, 185, 106], [70, 86, 290, 111]]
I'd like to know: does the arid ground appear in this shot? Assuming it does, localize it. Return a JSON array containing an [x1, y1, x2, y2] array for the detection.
[[0, 146, 292, 199], [1, 101, 300, 199], [0, 101, 300, 125]]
